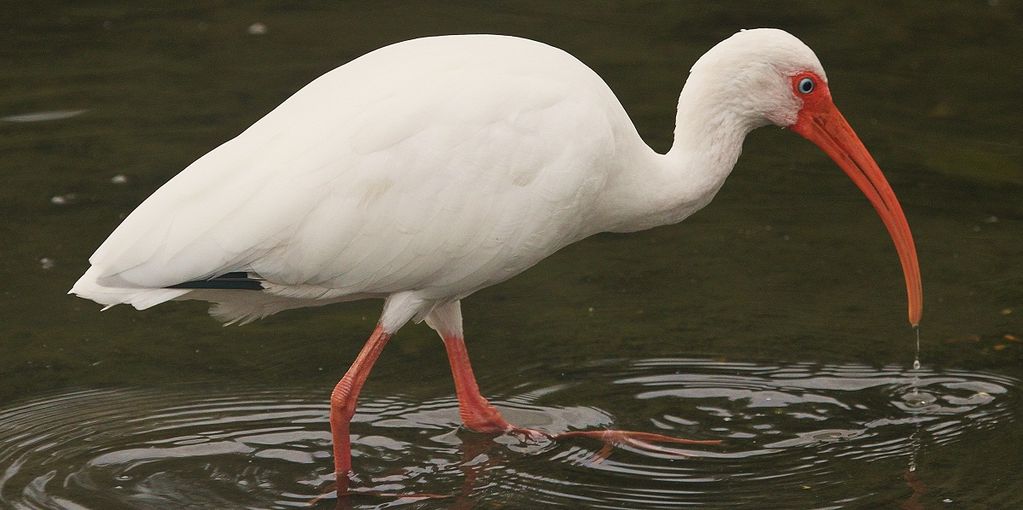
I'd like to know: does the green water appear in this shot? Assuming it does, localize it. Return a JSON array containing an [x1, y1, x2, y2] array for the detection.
[[2, 1, 1021, 508]]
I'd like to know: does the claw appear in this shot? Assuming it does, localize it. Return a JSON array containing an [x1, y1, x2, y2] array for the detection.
[[593, 441, 615, 463], [509, 427, 553, 442]]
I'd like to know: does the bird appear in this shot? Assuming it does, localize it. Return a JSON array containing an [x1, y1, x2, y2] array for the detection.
[[71, 28, 923, 496]]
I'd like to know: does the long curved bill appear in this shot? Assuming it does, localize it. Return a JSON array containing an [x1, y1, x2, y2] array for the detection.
[[792, 101, 923, 327]]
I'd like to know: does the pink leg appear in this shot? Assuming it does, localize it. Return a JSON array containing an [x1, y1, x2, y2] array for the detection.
[[441, 333, 721, 456], [330, 324, 391, 494], [441, 334, 514, 433]]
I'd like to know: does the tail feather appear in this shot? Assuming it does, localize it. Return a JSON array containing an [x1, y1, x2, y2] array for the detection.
[[70, 266, 190, 310], [70, 266, 349, 325]]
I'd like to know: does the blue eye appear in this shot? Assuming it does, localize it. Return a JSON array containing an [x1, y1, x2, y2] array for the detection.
[[798, 77, 815, 94]]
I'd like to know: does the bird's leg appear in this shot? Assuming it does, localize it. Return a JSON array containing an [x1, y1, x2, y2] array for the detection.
[[425, 301, 510, 434], [441, 334, 720, 454], [330, 324, 392, 494], [428, 301, 719, 458], [441, 334, 516, 434]]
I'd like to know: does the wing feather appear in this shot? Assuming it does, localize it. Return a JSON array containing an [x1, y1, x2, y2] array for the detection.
[[73, 35, 631, 318]]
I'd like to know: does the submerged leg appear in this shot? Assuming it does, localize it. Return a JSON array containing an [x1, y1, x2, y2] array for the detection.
[[330, 324, 391, 493], [426, 300, 721, 455], [330, 291, 425, 496]]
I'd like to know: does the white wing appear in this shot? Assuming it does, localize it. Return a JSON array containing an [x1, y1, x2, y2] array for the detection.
[[72, 35, 641, 322]]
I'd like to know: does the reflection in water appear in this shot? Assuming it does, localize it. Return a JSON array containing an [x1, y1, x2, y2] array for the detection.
[[0, 360, 1015, 509], [902, 408, 926, 510]]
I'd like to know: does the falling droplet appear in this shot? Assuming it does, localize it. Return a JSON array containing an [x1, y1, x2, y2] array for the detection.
[[912, 326, 921, 370]]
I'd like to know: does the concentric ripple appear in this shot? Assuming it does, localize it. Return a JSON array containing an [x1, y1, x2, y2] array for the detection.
[[0, 359, 1017, 509]]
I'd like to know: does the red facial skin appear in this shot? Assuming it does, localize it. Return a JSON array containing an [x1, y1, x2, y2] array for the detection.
[[788, 72, 923, 327]]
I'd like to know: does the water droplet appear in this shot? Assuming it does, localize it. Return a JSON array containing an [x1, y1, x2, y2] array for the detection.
[[912, 359, 921, 370], [50, 193, 77, 206], [248, 22, 267, 35]]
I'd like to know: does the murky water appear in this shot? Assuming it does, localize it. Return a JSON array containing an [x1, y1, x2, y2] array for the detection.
[[2, 1, 1021, 509], [1, 360, 1016, 509]]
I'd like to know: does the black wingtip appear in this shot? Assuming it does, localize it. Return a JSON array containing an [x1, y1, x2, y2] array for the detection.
[[167, 272, 263, 291]]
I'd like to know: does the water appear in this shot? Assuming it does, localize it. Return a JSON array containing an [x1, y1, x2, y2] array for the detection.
[[913, 327, 922, 371], [2, 1, 1021, 508], [0, 360, 1015, 509]]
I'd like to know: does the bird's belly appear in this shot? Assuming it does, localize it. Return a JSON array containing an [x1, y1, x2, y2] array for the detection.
[[253, 181, 598, 304], [293, 221, 583, 302]]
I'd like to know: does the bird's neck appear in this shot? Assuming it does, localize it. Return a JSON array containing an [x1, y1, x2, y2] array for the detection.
[[597, 80, 759, 234]]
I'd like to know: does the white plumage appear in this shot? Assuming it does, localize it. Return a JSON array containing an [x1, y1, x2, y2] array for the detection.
[[72, 29, 919, 329], [72, 29, 924, 493], [74, 35, 628, 322]]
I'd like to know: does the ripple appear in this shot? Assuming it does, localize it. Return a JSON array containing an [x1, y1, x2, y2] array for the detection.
[[0, 360, 1017, 509]]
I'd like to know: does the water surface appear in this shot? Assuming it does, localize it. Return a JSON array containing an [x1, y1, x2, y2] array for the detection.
[[2, 1, 1021, 508], [1, 359, 1017, 508]]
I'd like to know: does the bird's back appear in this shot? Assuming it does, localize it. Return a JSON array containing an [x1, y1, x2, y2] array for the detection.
[[72, 35, 644, 322]]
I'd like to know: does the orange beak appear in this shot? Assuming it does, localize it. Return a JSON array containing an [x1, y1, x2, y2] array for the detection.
[[792, 97, 923, 327]]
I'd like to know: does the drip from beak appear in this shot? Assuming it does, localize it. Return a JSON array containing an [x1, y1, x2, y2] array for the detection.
[[792, 98, 923, 327]]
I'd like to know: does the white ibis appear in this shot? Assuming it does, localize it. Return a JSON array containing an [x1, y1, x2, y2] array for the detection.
[[71, 29, 923, 495]]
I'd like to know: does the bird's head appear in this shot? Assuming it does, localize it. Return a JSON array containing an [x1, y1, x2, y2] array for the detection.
[[692, 29, 923, 326]]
